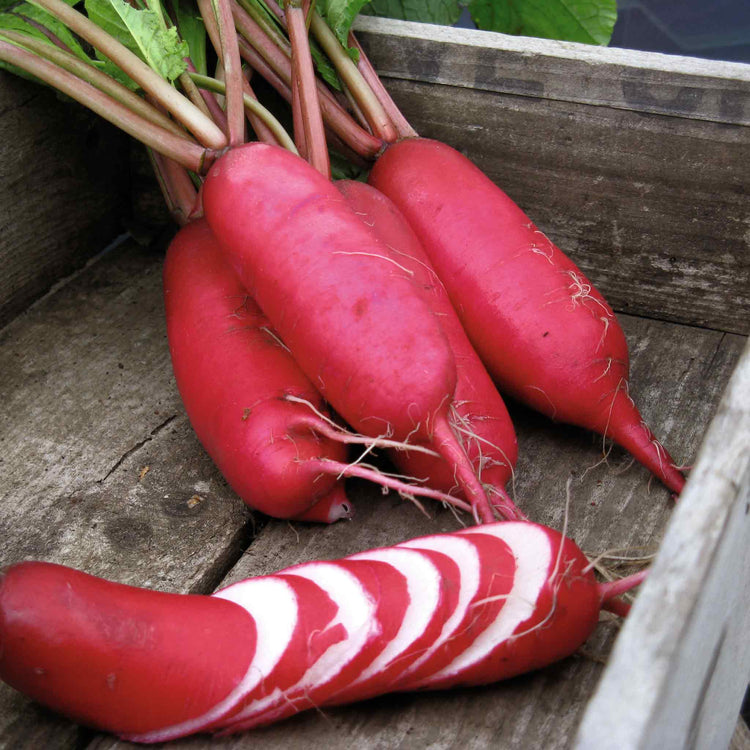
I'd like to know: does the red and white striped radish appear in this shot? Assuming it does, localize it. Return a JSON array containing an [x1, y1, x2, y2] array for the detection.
[[0, 523, 641, 741]]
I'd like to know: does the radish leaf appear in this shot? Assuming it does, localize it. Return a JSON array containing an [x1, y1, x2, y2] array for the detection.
[[84, 0, 188, 81], [317, 0, 370, 48], [172, 0, 206, 75], [362, 0, 461, 26]]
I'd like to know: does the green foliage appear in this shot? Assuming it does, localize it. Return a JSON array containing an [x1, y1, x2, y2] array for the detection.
[[317, 0, 371, 48], [84, 0, 189, 82], [359, 0, 618, 45], [468, 0, 617, 45], [172, 0, 207, 75], [362, 0, 461, 26]]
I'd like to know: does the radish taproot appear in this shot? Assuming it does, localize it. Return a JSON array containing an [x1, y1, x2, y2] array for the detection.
[[164, 218, 482, 519], [368, 138, 686, 495], [0, 522, 639, 740], [337, 179, 522, 519], [202, 142, 498, 523]]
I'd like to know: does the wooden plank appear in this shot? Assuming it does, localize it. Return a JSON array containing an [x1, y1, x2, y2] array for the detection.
[[576, 340, 750, 750], [0, 253, 745, 747], [355, 20, 750, 336], [353, 18, 750, 125], [0, 73, 130, 328]]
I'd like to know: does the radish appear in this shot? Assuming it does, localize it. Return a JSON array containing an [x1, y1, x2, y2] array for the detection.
[[164, 218, 346, 520], [337, 179, 522, 519], [368, 138, 686, 495], [0, 522, 641, 741], [164, 218, 483, 519], [202, 142, 498, 523], [0, 561, 257, 737]]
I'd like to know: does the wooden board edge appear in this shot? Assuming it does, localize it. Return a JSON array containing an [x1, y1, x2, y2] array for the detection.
[[575, 337, 750, 749], [353, 16, 750, 126]]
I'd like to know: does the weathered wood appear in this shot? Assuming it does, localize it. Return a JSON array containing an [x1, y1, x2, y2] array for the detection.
[[355, 19, 750, 336], [576, 339, 750, 750], [0, 73, 130, 329], [354, 18, 750, 125]]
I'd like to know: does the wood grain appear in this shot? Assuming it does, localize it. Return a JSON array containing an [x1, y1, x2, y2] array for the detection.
[[576, 340, 750, 750], [1, 234, 742, 749], [0, 74, 129, 329]]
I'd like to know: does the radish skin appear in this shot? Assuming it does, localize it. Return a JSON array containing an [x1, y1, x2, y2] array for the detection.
[[368, 138, 686, 495], [337, 180, 521, 518], [0, 522, 634, 740], [164, 219, 349, 519], [202, 142, 496, 522], [164, 219, 481, 520]]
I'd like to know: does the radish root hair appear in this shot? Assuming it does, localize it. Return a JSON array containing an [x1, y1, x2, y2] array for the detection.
[[285, 395, 440, 457]]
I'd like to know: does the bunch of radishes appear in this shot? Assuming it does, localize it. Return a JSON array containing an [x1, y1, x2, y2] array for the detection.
[[0, 0, 685, 741]]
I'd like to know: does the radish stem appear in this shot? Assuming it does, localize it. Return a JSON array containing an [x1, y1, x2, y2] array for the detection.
[[0, 38, 212, 172], [0, 30, 187, 140], [189, 72, 297, 153], [286, 1, 329, 175], [27, 0, 227, 149], [309, 12, 395, 142], [198, 0, 245, 146]]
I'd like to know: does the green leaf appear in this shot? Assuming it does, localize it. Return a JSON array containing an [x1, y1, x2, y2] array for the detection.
[[317, 0, 369, 48], [171, 0, 206, 74], [309, 34, 343, 90], [84, 0, 189, 81], [468, 0, 618, 46], [0, 2, 90, 60], [362, 0, 462, 26]]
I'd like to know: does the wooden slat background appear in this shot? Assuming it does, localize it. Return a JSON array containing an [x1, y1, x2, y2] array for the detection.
[[0, 74, 130, 329]]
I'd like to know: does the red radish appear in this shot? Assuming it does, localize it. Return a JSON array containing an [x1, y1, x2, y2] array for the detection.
[[290, 484, 353, 523], [0, 522, 640, 741], [213, 557, 411, 733], [337, 180, 521, 519], [368, 138, 686, 494], [202, 142, 497, 523], [0, 561, 256, 737], [164, 218, 346, 519], [164, 219, 485, 520]]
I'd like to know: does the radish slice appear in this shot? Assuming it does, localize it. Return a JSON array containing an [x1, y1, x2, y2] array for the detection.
[[330, 547, 453, 703], [128, 576, 298, 743], [217, 561, 378, 732], [392, 534, 479, 687], [203, 573, 343, 732], [421, 523, 552, 687]]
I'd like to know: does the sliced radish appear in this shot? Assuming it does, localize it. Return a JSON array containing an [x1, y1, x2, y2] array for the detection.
[[126, 576, 298, 743], [329, 546, 456, 703], [394, 531, 514, 690], [421, 522, 552, 688], [216, 560, 379, 733]]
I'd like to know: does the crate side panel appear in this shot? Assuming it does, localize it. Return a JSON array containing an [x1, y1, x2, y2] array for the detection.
[[0, 74, 130, 328], [576, 341, 750, 750]]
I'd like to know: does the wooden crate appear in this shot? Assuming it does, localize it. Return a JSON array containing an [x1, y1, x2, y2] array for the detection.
[[0, 17, 748, 750]]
